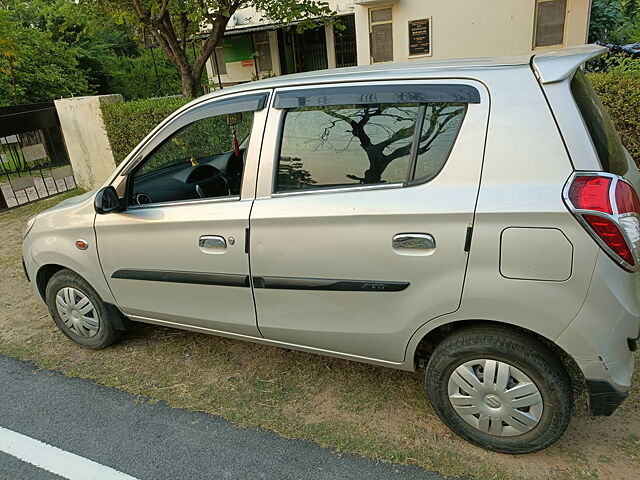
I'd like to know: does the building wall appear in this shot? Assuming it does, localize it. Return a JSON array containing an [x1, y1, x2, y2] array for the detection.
[[54, 95, 121, 190], [353, 0, 591, 65], [206, 0, 591, 86]]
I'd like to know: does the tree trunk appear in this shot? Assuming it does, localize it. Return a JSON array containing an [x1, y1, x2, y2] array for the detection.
[[130, 0, 239, 99], [180, 69, 198, 98]]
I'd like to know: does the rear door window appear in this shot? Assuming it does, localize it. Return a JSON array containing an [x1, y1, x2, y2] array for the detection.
[[276, 102, 466, 192], [570, 69, 628, 176]]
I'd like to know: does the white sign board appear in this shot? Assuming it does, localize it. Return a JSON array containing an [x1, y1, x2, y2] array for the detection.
[[0, 135, 19, 145], [22, 144, 47, 162]]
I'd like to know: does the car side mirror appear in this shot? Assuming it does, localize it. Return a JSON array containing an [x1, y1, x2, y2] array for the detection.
[[94, 186, 123, 214]]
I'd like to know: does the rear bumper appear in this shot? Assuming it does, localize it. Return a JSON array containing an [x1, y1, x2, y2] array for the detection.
[[586, 379, 629, 416], [556, 252, 639, 402]]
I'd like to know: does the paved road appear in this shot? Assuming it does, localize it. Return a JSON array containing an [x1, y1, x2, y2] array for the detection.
[[0, 355, 451, 480]]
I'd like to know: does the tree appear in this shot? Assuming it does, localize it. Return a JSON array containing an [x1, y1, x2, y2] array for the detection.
[[98, 0, 337, 98], [589, 0, 640, 43], [0, 6, 93, 106], [314, 105, 462, 184], [278, 157, 317, 190]]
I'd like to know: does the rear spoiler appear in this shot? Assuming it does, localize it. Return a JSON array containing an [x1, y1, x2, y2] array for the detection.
[[531, 44, 609, 84]]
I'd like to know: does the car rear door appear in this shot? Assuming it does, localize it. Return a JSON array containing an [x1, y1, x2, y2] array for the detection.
[[249, 80, 489, 363]]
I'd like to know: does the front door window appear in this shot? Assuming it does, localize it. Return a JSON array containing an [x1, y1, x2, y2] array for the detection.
[[130, 111, 253, 206]]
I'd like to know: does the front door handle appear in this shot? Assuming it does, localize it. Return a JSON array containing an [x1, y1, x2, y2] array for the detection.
[[199, 235, 227, 253], [392, 233, 436, 255]]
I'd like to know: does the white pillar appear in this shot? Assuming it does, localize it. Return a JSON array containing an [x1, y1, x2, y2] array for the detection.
[[268, 30, 282, 75], [325, 25, 337, 69], [354, 6, 371, 66], [54, 95, 122, 191]]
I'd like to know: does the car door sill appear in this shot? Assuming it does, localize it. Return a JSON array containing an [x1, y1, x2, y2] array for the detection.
[[126, 313, 409, 370]]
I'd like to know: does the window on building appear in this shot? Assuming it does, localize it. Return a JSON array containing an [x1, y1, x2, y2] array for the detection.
[[276, 102, 466, 192], [335, 14, 357, 68], [369, 7, 393, 63], [253, 32, 273, 72], [213, 46, 226, 75], [534, 0, 567, 47]]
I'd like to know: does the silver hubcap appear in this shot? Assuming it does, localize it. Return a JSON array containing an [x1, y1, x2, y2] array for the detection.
[[55, 287, 99, 338], [447, 359, 543, 437]]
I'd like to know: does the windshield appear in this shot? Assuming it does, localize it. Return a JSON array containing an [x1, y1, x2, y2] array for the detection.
[[570, 68, 628, 176]]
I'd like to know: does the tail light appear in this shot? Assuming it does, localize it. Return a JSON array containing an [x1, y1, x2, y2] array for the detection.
[[564, 173, 640, 272]]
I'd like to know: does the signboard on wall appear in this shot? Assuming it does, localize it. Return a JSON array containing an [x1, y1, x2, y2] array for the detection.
[[22, 144, 48, 162], [408, 18, 431, 56], [221, 35, 254, 63]]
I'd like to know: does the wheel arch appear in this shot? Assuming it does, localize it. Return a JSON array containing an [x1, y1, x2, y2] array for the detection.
[[37, 263, 132, 332], [409, 319, 586, 400], [35, 263, 67, 301]]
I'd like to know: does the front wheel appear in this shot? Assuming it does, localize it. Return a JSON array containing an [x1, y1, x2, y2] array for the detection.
[[45, 269, 120, 349], [425, 326, 572, 454]]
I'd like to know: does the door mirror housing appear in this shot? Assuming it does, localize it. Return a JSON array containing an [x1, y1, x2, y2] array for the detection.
[[94, 186, 123, 214]]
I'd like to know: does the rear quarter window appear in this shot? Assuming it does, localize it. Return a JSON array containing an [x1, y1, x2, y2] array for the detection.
[[570, 69, 628, 176]]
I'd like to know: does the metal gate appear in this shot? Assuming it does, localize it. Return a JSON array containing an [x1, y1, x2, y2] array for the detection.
[[0, 102, 76, 210]]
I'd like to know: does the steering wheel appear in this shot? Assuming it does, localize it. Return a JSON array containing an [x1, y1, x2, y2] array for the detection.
[[195, 168, 232, 199]]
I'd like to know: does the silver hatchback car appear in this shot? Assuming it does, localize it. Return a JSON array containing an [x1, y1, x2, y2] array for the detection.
[[22, 44, 640, 453]]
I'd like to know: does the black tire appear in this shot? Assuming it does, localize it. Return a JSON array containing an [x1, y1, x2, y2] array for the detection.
[[425, 325, 572, 454], [45, 269, 120, 349]]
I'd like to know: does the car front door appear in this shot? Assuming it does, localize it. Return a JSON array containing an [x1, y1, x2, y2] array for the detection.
[[249, 81, 489, 363], [95, 92, 269, 336]]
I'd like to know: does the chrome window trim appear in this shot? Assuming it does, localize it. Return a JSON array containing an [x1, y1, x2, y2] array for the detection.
[[271, 182, 403, 198], [127, 195, 241, 210]]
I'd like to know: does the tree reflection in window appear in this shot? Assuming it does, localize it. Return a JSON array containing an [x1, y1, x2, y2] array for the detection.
[[277, 103, 465, 192]]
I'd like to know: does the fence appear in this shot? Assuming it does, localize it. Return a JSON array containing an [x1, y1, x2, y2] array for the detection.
[[0, 102, 76, 210]]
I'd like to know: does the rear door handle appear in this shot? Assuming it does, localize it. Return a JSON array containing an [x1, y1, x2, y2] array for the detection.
[[392, 233, 436, 255], [199, 235, 227, 253]]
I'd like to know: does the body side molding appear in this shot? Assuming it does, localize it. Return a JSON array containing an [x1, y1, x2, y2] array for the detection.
[[111, 269, 410, 292]]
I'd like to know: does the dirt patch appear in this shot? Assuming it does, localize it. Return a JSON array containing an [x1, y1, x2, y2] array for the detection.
[[1, 192, 639, 480]]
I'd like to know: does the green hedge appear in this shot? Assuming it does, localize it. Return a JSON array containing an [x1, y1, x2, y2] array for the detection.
[[590, 72, 640, 165], [102, 73, 640, 168], [102, 97, 190, 165]]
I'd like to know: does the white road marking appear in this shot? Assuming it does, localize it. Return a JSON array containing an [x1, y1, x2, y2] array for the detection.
[[0, 426, 138, 480]]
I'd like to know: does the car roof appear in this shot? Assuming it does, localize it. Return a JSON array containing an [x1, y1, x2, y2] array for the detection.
[[196, 44, 607, 103], [202, 54, 531, 99]]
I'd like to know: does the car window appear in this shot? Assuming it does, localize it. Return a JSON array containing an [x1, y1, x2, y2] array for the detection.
[[414, 104, 466, 181], [276, 102, 466, 192], [137, 114, 252, 176], [130, 112, 253, 205], [570, 68, 628, 176]]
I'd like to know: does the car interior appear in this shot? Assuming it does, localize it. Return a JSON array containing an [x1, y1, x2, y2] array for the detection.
[[129, 114, 251, 206]]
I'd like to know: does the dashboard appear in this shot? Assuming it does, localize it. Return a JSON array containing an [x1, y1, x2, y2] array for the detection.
[[131, 150, 244, 206]]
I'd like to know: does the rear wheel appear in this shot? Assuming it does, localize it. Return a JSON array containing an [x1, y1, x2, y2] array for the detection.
[[425, 326, 572, 453], [45, 269, 120, 349]]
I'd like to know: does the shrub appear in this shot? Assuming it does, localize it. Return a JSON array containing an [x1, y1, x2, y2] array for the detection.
[[590, 71, 640, 166], [101, 96, 190, 165], [107, 50, 183, 101]]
